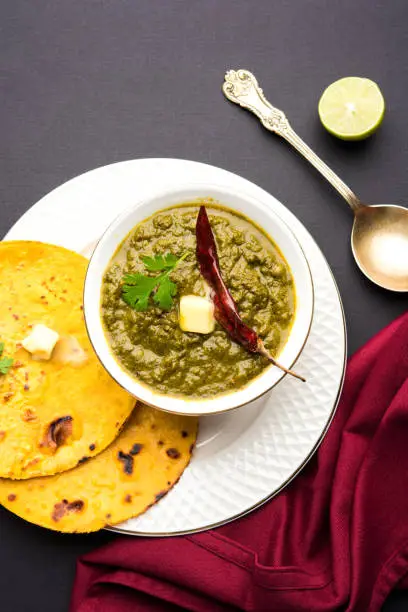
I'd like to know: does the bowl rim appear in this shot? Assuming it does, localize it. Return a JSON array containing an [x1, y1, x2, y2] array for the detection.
[[84, 182, 314, 415]]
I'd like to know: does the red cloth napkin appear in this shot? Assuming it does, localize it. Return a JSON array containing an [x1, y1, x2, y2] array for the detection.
[[71, 313, 408, 612]]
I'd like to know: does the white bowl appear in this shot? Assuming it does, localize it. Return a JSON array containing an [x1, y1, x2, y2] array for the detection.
[[84, 184, 314, 415]]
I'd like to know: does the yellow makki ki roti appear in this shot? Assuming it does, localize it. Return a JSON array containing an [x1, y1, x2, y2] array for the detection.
[[0, 241, 134, 479], [0, 403, 198, 532]]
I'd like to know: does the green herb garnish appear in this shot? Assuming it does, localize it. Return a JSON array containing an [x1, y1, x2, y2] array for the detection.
[[0, 342, 13, 375], [142, 253, 179, 272], [122, 252, 189, 311]]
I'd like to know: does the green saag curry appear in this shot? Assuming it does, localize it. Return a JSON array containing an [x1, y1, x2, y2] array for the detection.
[[101, 205, 295, 398]]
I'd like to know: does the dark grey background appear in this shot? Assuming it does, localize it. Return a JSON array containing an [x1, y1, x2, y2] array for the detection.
[[0, 1, 407, 610]]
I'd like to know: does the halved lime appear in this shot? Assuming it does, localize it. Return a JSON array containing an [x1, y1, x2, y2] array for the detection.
[[318, 77, 385, 140]]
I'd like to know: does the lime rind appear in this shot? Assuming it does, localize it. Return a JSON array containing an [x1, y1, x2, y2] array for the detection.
[[318, 77, 385, 140]]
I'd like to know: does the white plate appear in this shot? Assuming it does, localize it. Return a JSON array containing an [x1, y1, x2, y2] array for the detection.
[[4, 158, 346, 536]]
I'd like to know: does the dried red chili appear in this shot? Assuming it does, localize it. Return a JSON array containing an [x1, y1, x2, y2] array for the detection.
[[195, 206, 305, 382]]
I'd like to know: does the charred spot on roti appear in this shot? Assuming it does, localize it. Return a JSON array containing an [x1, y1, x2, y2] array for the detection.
[[68, 500, 85, 512], [3, 393, 14, 403], [158, 440, 164, 446], [181, 431, 188, 438], [51, 503, 66, 522], [89, 444, 96, 451], [43, 416, 73, 450], [117, 451, 134, 475], [78, 456, 89, 465], [22, 409, 37, 422], [51, 499, 85, 522], [166, 448, 180, 459], [129, 443, 143, 456], [189, 443, 194, 454], [7, 494, 16, 502], [155, 490, 167, 502], [124, 494, 132, 503]]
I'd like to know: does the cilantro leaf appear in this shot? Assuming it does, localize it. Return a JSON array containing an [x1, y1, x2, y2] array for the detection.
[[121, 252, 189, 312], [0, 357, 13, 375], [153, 276, 177, 310], [163, 253, 180, 266], [122, 275, 159, 311], [142, 253, 178, 272], [122, 273, 148, 286], [0, 342, 13, 375]]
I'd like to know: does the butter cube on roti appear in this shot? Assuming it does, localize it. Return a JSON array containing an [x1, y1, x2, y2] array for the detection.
[[179, 295, 215, 334], [22, 324, 60, 360]]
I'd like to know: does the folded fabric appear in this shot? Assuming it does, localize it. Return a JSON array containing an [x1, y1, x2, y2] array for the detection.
[[71, 312, 408, 612]]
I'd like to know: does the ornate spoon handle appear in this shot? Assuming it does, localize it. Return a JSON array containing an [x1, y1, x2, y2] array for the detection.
[[222, 69, 362, 212]]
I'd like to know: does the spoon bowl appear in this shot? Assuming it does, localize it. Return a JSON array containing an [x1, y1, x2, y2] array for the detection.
[[352, 204, 408, 291]]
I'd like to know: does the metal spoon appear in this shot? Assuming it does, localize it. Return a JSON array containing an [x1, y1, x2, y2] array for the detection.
[[223, 69, 408, 292]]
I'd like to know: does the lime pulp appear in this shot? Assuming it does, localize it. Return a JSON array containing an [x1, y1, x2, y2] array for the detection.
[[318, 76, 385, 140]]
